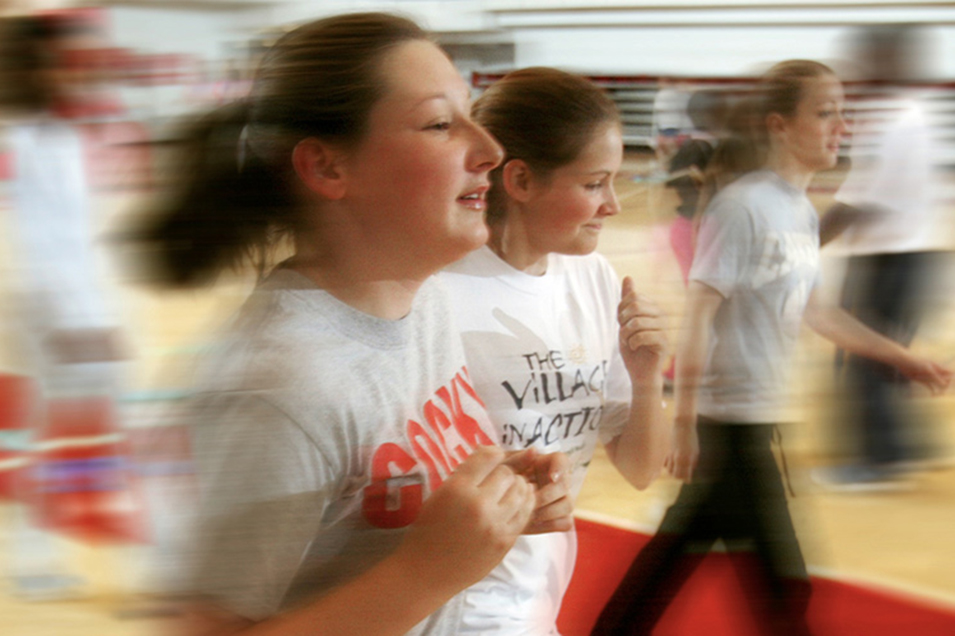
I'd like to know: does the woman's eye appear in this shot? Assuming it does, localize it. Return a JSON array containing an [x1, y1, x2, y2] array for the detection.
[[427, 121, 451, 131], [586, 182, 603, 191]]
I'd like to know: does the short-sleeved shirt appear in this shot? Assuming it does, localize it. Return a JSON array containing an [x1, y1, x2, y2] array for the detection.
[[690, 169, 821, 423], [183, 270, 497, 635], [440, 246, 632, 634]]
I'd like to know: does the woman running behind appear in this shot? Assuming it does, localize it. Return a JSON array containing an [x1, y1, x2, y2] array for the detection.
[[441, 67, 670, 635]]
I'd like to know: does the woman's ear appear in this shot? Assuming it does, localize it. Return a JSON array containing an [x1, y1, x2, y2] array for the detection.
[[292, 137, 347, 200], [765, 112, 787, 139], [501, 159, 535, 203]]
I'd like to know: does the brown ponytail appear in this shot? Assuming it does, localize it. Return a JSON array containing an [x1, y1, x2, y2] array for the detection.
[[138, 100, 296, 285]]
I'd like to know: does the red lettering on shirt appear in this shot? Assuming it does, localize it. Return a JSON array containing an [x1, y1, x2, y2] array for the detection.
[[362, 442, 422, 529], [362, 366, 494, 529], [436, 372, 494, 453], [423, 399, 465, 466], [408, 419, 451, 493]]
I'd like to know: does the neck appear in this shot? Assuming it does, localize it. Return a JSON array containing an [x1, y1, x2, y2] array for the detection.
[[487, 209, 549, 276], [290, 232, 424, 321], [764, 152, 814, 192]]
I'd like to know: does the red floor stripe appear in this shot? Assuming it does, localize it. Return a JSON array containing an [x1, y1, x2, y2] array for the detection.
[[558, 517, 955, 636]]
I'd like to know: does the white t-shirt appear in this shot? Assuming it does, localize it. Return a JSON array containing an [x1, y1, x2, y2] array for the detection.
[[690, 170, 821, 423], [7, 121, 114, 333], [441, 247, 632, 635], [835, 92, 948, 254], [185, 270, 497, 635]]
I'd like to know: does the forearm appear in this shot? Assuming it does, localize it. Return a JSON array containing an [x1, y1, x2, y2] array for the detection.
[[673, 319, 710, 430], [189, 553, 452, 636], [805, 302, 909, 367], [183, 444, 535, 636], [271, 553, 452, 636], [607, 371, 668, 490], [673, 282, 721, 426]]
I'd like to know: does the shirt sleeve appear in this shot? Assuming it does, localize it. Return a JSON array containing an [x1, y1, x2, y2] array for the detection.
[[184, 392, 338, 621], [689, 199, 755, 298]]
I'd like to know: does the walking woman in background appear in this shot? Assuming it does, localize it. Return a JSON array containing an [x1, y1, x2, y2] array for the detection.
[[593, 60, 950, 636], [133, 13, 572, 636], [441, 67, 669, 635], [1, 11, 128, 599]]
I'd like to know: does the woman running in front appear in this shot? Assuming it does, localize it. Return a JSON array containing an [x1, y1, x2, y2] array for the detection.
[[138, 13, 575, 636]]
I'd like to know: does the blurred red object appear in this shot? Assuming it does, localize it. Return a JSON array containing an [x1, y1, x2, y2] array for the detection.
[[28, 396, 149, 544], [0, 374, 36, 499]]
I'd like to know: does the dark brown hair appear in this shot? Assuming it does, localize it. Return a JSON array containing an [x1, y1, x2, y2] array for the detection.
[[471, 67, 620, 223], [0, 14, 99, 113], [138, 13, 429, 286]]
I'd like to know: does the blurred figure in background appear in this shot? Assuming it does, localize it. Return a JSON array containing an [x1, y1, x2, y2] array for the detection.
[[593, 60, 950, 636], [664, 88, 726, 285], [650, 78, 693, 175], [0, 10, 132, 600], [661, 88, 727, 385], [816, 24, 951, 490], [692, 95, 766, 229]]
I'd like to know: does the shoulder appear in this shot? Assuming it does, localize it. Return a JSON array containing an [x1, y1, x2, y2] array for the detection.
[[409, 274, 458, 341], [200, 270, 403, 394], [554, 251, 617, 282], [697, 177, 773, 249], [195, 287, 319, 396], [440, 245, 505, 281], [706, 180, 755, 222], [438, 246, 528, 310], [551, 252, 621, 303], [710, 171, 790, 217]]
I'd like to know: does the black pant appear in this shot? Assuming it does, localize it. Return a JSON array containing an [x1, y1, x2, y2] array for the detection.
[[591, 419, 811, 636], [837, 252, 936, 466]]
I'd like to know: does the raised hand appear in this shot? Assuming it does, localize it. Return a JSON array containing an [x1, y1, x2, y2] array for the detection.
[[617, 276, 668, 381], [521, 450, 573, 534], [394, 446, 535, 592]]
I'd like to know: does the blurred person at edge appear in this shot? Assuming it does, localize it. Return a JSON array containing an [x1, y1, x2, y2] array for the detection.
[[660, 88, 730, 385], [651, 78, 694, 173], [816, 24, 952, 490], [592, 60, 951, 636], [664, 89, 727, 284], [440, 68, 669, 635], [1, 11, 125, 392], [130, 13, 573, 636], [0, 12, 127, 599]]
